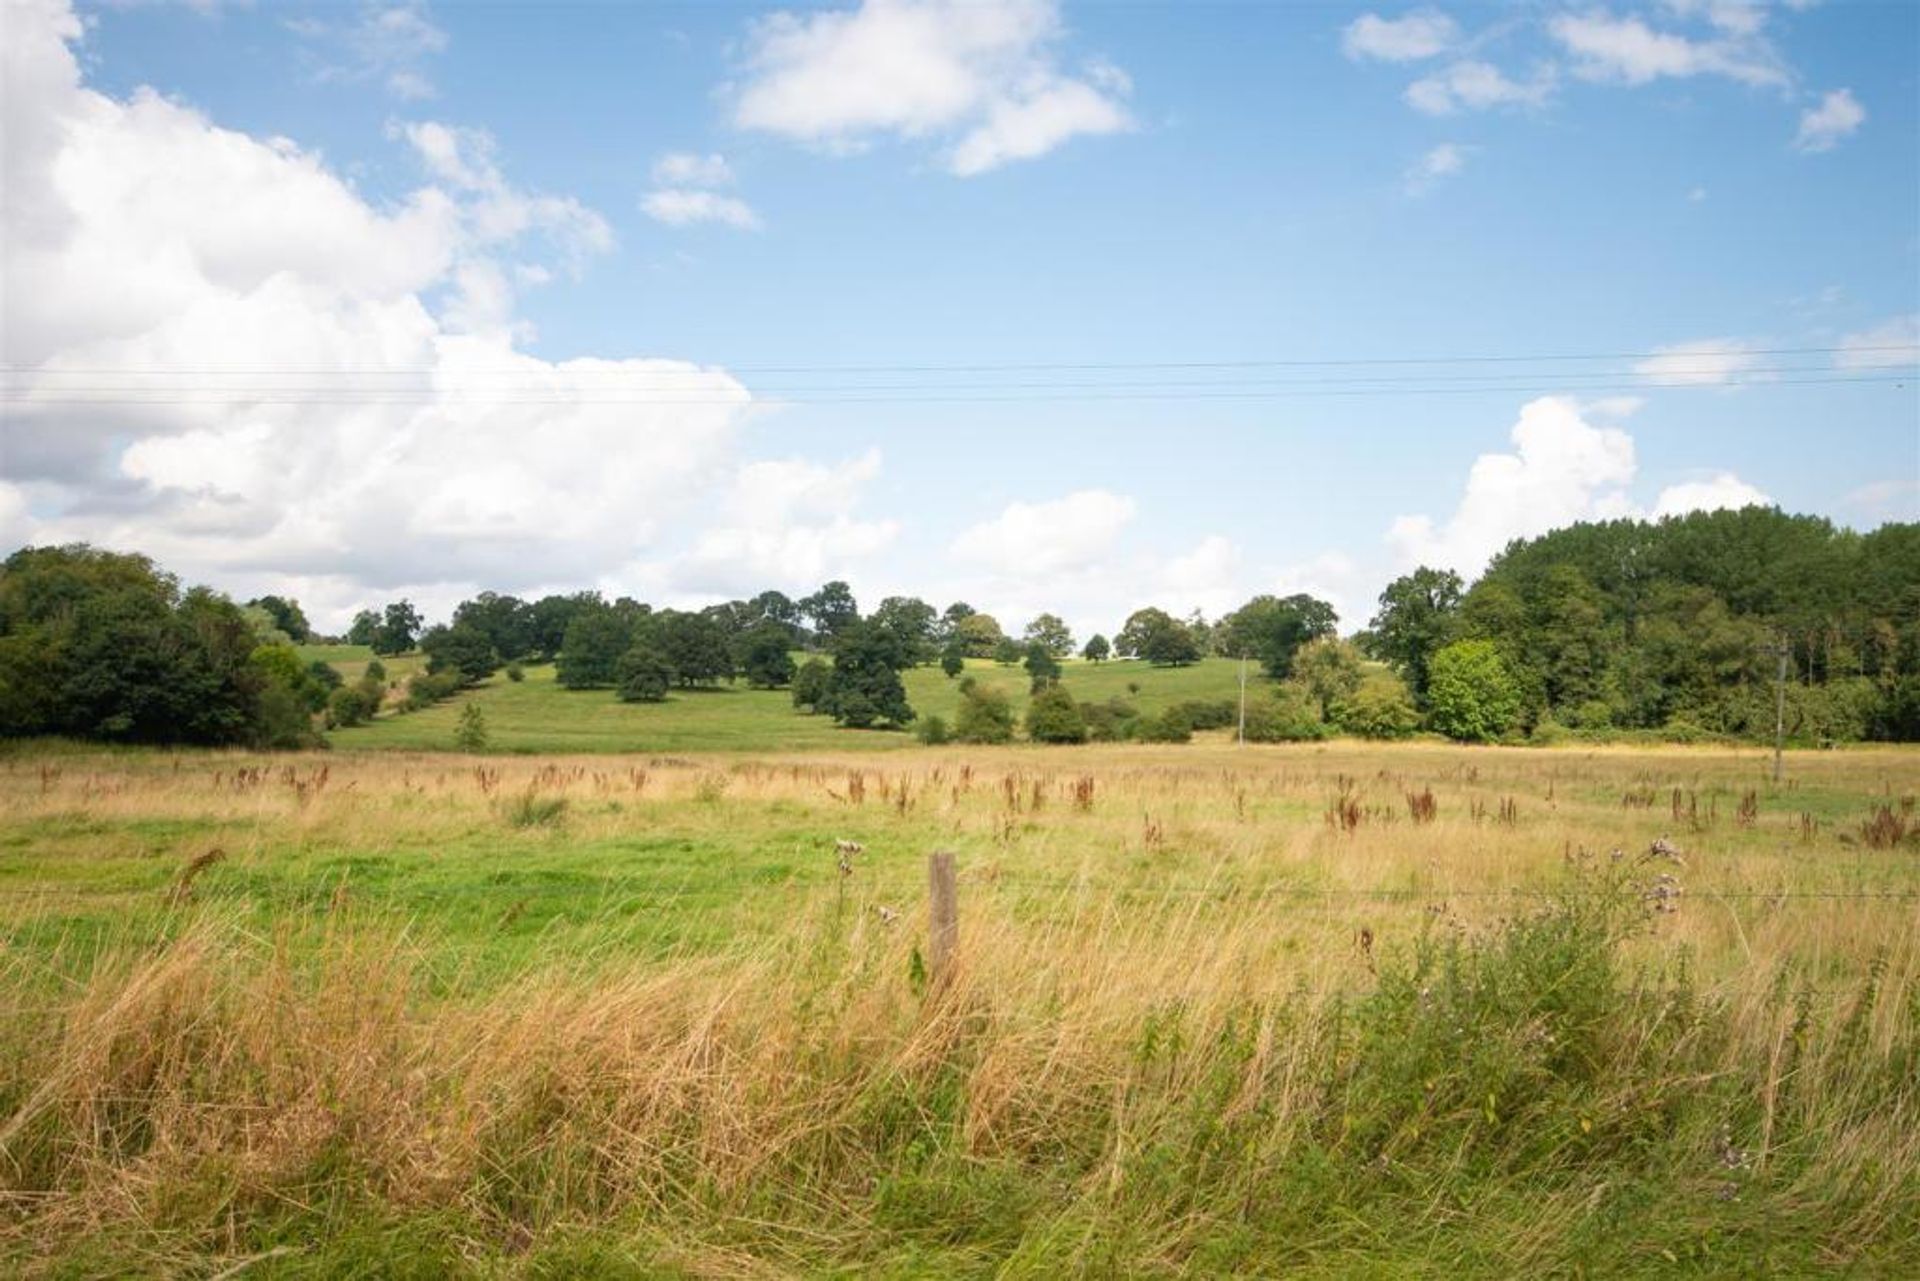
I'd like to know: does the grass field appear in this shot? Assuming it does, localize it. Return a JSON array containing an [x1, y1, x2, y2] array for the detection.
[[2, 739, 1917, 1275], [313, 648, 1247, 753]]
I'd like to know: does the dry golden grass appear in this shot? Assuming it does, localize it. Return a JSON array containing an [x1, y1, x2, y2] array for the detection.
[[1, 740, 1916, 1275]]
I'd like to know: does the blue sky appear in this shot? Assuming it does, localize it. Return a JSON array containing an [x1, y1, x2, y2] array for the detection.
[[4, 0, 1916, 637]]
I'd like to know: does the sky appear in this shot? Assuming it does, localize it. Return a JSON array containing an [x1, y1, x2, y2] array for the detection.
[[2, 0, 1916, 640]]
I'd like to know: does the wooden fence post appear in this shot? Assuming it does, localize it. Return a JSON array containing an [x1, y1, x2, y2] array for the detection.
[[928, 849, 958, 986]]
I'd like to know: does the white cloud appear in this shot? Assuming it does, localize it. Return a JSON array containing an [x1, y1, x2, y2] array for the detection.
[[1834, 315, 1919, 370], [1389, 396, 1769, 575], [680, 451, 900, 591], [1651, 473, 1772, 518], [299, 2, 448, 100], [1405, 141, 1469, 193], [641, 189, 762, 230], [1405, 60, 1554, 115], [731, 0, 1132, 175], [1342, 10, 1458, 62], [1633, 338, 1766, 386], [651, 151, 735, 187], [1548, 11, 1788, 88], [0, 0, 902, 627], [950, 489, 1136, 576], [1687, 184, 1708, 202], [1351, 10, 1451, 62], [1794, 88, 1865, 152]]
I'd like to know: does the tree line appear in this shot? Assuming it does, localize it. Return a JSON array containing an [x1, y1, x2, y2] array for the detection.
[[3, 508, 1913, 747]]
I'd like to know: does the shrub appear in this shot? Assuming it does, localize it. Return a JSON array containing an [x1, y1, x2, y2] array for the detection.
[[403, 670, 461, 712], [453, 703, 489, 752], [328, 685, 376, 728], [1080, 697, 1137, 742], [1170, 698, 1236, 731], [1426, 640, 1522, 742], [505, 662, 526, 683], [616, 646, 674, 703], [1337, 674, 1419, 739], [792, 658, 831, 712], [1025, 684, 1088, 743], [954, 683, 1015, 744], [1242, 687, 1326, 742], [916, 714, 952, 745], [1133, 708, 1192, 743]]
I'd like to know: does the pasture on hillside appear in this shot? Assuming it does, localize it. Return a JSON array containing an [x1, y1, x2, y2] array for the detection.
[[315, 648, 1251, 752], [1, 739, 1916, 1276]]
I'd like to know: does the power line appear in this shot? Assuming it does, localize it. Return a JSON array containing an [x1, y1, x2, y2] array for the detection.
[[2, 373, 1908, 406], [3, 342, 1913, 376]]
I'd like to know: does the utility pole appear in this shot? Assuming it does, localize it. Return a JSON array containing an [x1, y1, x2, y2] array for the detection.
[[1772, 635, 1789, 784], [1237, 653, 1247, 746]]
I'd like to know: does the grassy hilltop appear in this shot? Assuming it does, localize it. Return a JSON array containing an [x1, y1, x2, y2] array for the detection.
[[315, 647, 1250, 753]]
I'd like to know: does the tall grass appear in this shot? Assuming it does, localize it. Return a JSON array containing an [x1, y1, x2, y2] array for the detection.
[[2, 864, 1915, 1276]]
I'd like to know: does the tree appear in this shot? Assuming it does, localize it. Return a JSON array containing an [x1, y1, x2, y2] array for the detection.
[[346, 609, 379, 647], [454, 703, 489, 751], [653, 611, 733, 686], [939, 601, 976, 643], [799, 581, 859, 644], [1117, 608, 1201, 666], [1370, 568, 1463, 704], [871, 596, 939, 665], [738, 623, 797, 688], [1082, 633, 1111, 663], [529, 592, 601, 661], [746, 590, 803, 643], [1218, 594, 1337, 679], [420, 622, 500, 687], [453, 592, 534, 662], [992, 636, 1023, 666], [1242, 686, 1327, 742], [953, 612, 1007, 659], [1025, 683, 1088, 743], [791, 657, 831, 712], [1024, 640, 1062, 689], [555, 604, 631, 689], [1426, 640, 1522, 742], [820, 621, 913, 729], [1291, 637, 1364, 720], [370, 600, 423, 656], [1023, 612, 1074, 659], [616, 646, 674, 702], [1337, 673, 1420, 739], [247, 595, 311, 643], [954, 679, 1015, 743], [940, 642, 966, 679]]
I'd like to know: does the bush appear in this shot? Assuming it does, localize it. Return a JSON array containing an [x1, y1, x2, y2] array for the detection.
[[1337, 674, 1419, 739], [1025, 684, 1088, 743], [328, 684, 376, 728], [1242, 687, 1326, 742], [954, 682, 1015, 744], [1170, 698, 1237, 731], [915, 714, 951, 745], [403, 671, 461, 712], [792, 658, 831, 713], [616, 646, 674, 703], [1133, 708, 1193, 743], [505, 661, 526, 683], [453, 703, 489, 751], [1080, 697, 1138, 742], [1426, 640, 1522, 742]]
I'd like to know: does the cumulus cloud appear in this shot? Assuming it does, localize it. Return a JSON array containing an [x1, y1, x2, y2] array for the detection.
[[1343, 10, 1458, 62], [950, 489, 1136, 576], [679, 451, 900, 592], [1389, 396, 1768, 576], [651, 151, 735, 187], [1794, 88, 1865, 152], [641, 189, 762, 230], [1405, 141, 1469, 193], [731, 0, 1132, 175], [1547, 10, 1788, 88], [1833, 315, 1920, 370], [0, 0, 897, 627], [1633, 338, 1767, 387], [1405, 60, 1554, 115]]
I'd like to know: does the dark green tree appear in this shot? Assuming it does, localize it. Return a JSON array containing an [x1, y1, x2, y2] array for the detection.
[[247, 595, 311, 642], [616, 646, 675, 702], [555, 604, 631, 689], [1370, 568, 1463, 703], [421, 622, 500, 687], [820, 621, 913, 729], [738, 623, 798, 688], [1082, 633, 1111, 663], [1025, 683, 1088, 743], [370, 600, 422, 656], [791, 657, 831, 712]]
